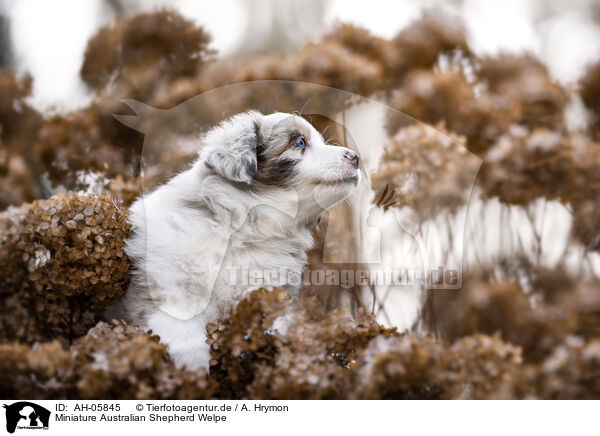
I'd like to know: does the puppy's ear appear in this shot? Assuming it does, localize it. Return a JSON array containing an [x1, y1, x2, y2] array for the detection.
[[202, 111, 262, 184]]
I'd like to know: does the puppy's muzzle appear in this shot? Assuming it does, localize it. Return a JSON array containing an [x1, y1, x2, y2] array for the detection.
[[344, 150, 360, 168]]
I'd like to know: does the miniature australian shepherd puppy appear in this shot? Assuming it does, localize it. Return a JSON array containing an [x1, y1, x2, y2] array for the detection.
[[107, 111, 360, 370]]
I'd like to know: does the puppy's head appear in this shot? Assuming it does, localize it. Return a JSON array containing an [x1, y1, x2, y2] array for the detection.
[[200, 111, 360, 221]]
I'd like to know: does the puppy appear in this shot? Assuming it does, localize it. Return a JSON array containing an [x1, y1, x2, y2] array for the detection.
[[107, 111, 360, 370]]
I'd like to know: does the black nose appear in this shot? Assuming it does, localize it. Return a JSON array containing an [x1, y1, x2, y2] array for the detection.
[[344, 150, 360, 168]]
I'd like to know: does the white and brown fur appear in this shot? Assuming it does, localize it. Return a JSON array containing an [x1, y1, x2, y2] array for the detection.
[[106, 111, 360, 370]]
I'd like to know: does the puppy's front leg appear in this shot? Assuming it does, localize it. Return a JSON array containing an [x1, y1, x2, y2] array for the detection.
[[146, 310, 211, 371]]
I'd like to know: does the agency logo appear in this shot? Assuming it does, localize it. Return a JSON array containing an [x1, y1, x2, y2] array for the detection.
[[3, 402, 50, 434]]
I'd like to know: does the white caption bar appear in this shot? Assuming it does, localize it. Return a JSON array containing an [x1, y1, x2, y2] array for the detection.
[[1, 400, 596, 435]]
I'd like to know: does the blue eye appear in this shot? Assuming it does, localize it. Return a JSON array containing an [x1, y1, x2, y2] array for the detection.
[[295, 136, 306, 148]]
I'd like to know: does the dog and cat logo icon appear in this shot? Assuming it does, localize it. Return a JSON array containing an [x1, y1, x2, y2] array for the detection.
[[3, 402, 50, 433]]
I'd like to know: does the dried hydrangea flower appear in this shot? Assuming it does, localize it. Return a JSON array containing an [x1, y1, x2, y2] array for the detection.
[[0, 193, 130, 344]]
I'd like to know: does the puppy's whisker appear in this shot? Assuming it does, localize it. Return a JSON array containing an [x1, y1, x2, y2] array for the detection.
[[325, 135, 337, 145], [298, 99, 311, 118]]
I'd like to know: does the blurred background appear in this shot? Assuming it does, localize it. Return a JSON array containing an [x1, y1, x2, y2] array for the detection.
[[2, 0, 600, 110]]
